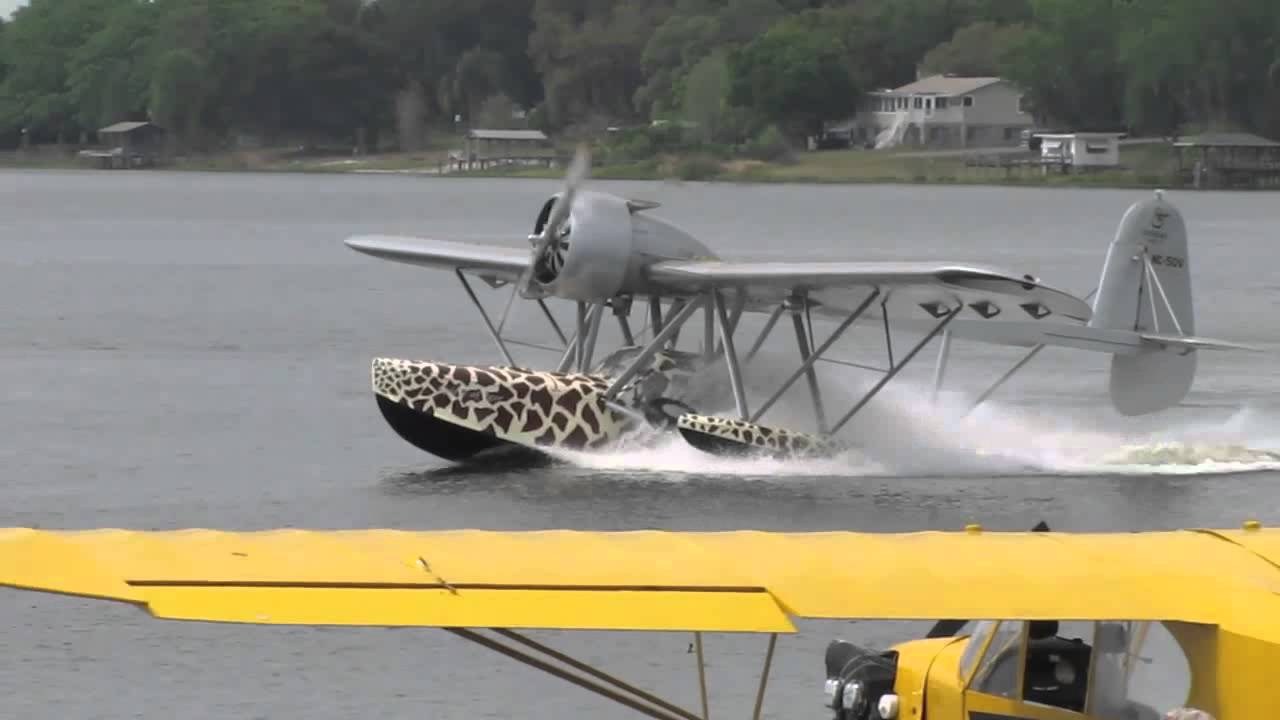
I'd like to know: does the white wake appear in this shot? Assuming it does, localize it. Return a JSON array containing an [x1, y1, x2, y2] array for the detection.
[[549, 370, 1280, 479]]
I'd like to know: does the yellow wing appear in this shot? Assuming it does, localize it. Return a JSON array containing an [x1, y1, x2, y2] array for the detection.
[[3, 527, 1280, 640]]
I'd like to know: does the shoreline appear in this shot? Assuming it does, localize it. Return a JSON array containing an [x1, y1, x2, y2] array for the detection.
[[0, 144, 1243, 191]]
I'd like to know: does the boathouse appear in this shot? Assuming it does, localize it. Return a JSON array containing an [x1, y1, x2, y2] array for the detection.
[[1173, 132, 1280, 189]]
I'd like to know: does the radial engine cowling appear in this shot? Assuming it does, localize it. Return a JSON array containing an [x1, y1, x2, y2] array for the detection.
[[822, 640, 898, 720], [526, 189, 715, 302]]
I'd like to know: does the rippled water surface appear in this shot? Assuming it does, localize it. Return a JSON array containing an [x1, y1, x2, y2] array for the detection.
[[2, 170, 1278, 718]]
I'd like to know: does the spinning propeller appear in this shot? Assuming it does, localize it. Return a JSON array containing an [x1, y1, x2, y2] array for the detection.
[[517, 143, 591, 299]]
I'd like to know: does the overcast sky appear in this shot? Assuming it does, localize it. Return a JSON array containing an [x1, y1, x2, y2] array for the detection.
[[2, 0, 24, 20]]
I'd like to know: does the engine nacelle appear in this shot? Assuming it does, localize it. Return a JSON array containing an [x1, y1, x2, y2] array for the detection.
[[527, 190, 717, 302]]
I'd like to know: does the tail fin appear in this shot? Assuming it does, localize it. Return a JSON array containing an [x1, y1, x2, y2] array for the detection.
[[1089, 191, 1195, 416]]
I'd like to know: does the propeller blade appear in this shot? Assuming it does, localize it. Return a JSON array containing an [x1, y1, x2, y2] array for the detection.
[[542, 143, 590, 239], [515, 144, 590, 299], [924, 520, 1050, 639], [516, 232, 555, 299]]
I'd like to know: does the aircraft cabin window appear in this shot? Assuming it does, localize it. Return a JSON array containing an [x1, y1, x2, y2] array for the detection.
[[958, 620, 997, 683], [1022, 620, 1095, 713], [971, 620, 1025, 698], [1089, 621, 1191, 720], [1126, 622, 1192, 713]]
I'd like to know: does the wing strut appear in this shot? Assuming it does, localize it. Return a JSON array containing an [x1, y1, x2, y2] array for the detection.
[[712, 291, 747, 358], [881, 293, 896, 369], [714, 291, 750, 421], [581, 301, 605, 372], [456, 269, 516, 366], [446, 628, 699, 720], [649, 296, 665, 337], [791, 299, 829, 434], [1142, 252, 1185, 336], [604, 298, 707, 401], [750, 290, 880, 425], [829, 304, 961, 435], [931, 330, 953, 404], [454, 268, 580, 368], [962, 289, 1094, 415], [751, 634, 778, 720], [964, 344, 1045, 416], [694, 632, 711, 719], [745, 303, 786, 364], [537, 298, 569, 347]]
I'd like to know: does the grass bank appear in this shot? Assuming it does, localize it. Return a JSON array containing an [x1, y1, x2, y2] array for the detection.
[[446, 142, 1188, 189], [2, 139, 1192, 190]]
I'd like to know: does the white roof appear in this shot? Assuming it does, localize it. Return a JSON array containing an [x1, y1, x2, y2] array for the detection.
[[1172, 132, 1280, 148], [880, 75, 1004, 96], [1036, 132, 1123, 139], [466, 129, 548, 141], [98, 121, 159, 133]]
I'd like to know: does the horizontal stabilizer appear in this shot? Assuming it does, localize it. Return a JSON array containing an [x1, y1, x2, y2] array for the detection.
[[1139, 333, 1264, 353], [941, 321, 1260, 358]]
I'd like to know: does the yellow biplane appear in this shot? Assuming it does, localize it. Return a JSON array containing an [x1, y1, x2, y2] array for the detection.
[[2, 523, 1276, 719]]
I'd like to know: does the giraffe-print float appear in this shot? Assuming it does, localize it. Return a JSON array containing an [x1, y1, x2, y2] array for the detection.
[[373, 358, 640, 451], [371, 351, 840, 460], [676, 413, 840, 458]]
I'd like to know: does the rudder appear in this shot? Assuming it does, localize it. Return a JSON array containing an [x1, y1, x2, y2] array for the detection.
[[1089, 191, 1196, 415]]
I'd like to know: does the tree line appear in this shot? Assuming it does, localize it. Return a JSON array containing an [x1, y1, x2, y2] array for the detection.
[[1, 0, 1278, 152]]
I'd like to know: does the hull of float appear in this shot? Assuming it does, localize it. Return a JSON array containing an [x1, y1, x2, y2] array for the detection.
[[375, 395, 526, 462], [676, 413, 840, 459], [371, 358, 641, 462]]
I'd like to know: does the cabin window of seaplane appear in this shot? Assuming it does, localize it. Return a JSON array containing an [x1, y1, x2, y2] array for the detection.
[[958, 620, 998, 684], [1088, 621, 1192, 720], [970, 620, 1026, 698], [1020, 620, 1095, 713]]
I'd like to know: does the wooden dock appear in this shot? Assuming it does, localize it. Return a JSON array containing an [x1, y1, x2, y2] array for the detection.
[[444, 153, 560, 173], [962, 152, 1074, 178], [1173, 132, 1280, 189]]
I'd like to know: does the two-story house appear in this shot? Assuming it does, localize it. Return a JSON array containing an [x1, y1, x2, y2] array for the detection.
[[852, 75, 1035, 150]]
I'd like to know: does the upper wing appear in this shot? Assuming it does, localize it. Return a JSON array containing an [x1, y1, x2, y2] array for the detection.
[[647, 260, 1093, 324], [3, 527, 1277, 640], [346, 236, 529, 284]]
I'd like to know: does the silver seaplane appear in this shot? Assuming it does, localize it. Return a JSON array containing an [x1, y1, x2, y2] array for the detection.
[[346, 146, 1252, 463]]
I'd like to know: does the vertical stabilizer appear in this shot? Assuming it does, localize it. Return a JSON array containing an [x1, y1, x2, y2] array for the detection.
[[1091, 191, 1195, 415]]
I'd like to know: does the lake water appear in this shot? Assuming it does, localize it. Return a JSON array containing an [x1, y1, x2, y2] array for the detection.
[[2, 169, 1278, 718]]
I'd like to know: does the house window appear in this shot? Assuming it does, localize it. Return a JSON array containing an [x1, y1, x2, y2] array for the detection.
[[1017, 95, 1029, 114], [936, 97, 948, 110], [963, 96, 975, 107], [914, 97, 923, 109]]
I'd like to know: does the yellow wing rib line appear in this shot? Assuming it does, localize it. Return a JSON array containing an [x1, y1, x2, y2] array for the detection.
[[123, 580, 771, 592]]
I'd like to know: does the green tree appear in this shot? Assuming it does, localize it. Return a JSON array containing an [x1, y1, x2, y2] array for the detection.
[[681, 50, 730, 142], [727, 14, 858, 142], [529, 0, 675, 128], [148, 48, 207, 146], [1000, 0, 1125, 130], [66, 0, 157, 132], [635, 0, 786, 119], [0, 0, 133, 140], [1117, 0, 1280, 135], [920, 21, 1028, 77]]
